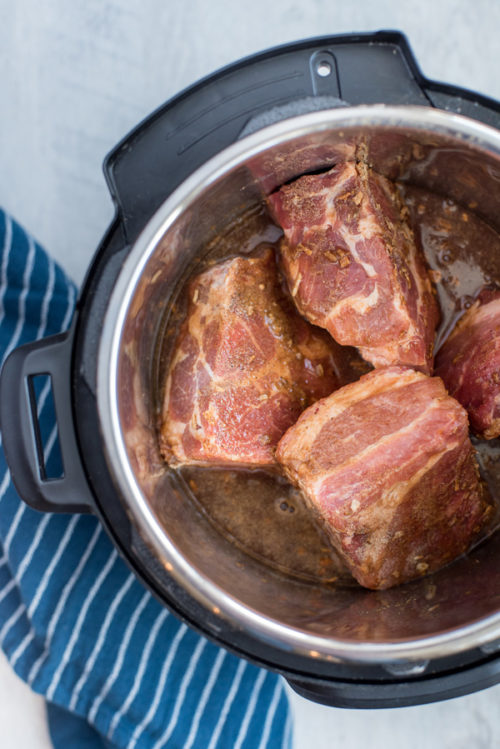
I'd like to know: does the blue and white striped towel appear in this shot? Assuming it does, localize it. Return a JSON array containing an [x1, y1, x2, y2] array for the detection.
[[0, 209, 293, 749]]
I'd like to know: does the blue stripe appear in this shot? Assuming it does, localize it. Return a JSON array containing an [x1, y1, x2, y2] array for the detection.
[[107, 609, 171, 743], [2, 228, 36, 360], [217, 661, 267, 749], [276, 687, 294, 749], [94, 596, 165, 735], [0, 212, 13, 325], [183, 648, 227, 749], [9, 516, 86, 667], [129, 623, 194, 748], [207, 658, 248, 749], [161, 638, 221, 748], [87, 589, 151, 726], [46, 549, 120, 701], [28, 522, 103, 690], [69, 572, 136, 711]]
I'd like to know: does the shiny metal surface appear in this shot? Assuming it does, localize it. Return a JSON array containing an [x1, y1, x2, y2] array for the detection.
[[97, 105, 500, 665]]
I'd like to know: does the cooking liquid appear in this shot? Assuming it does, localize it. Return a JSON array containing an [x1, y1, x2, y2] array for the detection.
[[157, 185, 500, 587]]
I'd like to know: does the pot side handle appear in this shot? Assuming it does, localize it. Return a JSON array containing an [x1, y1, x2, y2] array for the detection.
[[0, 330, 95, 513]]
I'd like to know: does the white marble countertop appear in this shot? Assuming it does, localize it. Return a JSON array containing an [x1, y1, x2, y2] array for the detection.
[[1, 0, 500, 746]]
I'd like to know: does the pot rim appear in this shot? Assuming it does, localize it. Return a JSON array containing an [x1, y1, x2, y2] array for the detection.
[[97, 104, 500, 665]]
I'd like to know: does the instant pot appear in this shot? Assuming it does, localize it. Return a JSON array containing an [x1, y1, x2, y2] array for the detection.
[[3, 31, 500, 708]]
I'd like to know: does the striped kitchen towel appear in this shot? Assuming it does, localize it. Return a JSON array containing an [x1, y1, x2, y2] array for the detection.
[[0, 209, 293, 749]]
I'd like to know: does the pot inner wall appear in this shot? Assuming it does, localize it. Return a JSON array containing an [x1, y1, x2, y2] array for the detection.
[[112, 115, 500, 652]]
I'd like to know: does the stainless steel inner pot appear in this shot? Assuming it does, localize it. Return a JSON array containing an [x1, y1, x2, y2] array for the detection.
[[97, 105, 500, 666]]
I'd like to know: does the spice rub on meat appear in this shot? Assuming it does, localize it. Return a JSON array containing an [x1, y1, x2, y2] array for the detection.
[[276, 367, 493, 590], [436, 288, 500, 439], [160, 249, 344, 467], [268, 162, 439, 373]]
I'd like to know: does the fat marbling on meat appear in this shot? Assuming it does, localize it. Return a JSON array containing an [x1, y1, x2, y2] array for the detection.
[[160, 249, 343, 467], [268, 162, 439, 373], [276, 366, 492, 590], [435, 288, 500, 439]]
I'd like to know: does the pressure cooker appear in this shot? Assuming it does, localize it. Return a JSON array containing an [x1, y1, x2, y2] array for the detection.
[[2, 31, 500, 708]]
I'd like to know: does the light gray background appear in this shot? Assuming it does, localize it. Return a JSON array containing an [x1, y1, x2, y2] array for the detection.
[[1, 1, 500, 747]]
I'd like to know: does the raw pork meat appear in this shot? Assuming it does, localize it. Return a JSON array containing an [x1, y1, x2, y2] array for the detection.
[[435, 288, 500, 439], [268, 162, 439, 373], [276, 366, 492, 590], [161, 250, 343, 467]]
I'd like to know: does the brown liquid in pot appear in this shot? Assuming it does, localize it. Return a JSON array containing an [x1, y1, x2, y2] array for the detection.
[[157, 185, 500, 586]]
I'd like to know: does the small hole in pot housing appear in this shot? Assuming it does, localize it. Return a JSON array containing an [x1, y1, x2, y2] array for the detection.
[[316, 60, 332, 77]]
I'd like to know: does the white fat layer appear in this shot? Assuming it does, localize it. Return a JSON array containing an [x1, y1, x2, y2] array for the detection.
[[279, 368, 427, 464], [305, 164, 379, 280], [303, 398, 453, 500], [331, 284, 380, 320]]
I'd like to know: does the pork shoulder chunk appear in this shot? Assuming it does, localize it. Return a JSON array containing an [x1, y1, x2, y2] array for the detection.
[[276, 366, 492, 590], [435, 288, 500, 439], [160, 250, 343, 467], [268, 162, 439, 373]]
